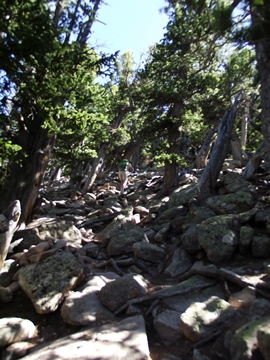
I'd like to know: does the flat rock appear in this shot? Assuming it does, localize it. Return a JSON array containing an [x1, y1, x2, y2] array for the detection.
[[21, 315, 150, 360]]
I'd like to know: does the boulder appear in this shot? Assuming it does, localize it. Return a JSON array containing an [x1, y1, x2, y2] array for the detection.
[[19, 251, 84, 314]]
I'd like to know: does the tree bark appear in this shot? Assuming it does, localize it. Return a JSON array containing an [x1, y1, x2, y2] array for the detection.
[[161, 122, 181, 195], [0, 200, 21, 272], [81, 142, 108, 194], [0, 122, 55, 224], [197, 94, 241, 204], [251, 2, 270, 164], [230, 126, 244, 163], [194, 128, 216, 169]]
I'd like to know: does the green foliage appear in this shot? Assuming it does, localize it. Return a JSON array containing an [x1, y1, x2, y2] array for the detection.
[[155, 153, 187, 167]]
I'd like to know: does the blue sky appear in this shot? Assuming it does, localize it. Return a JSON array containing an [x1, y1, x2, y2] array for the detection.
[[91, 0, 169, 63]]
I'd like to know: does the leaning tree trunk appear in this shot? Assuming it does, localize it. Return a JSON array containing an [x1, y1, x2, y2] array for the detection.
[[81, 142, 108, 194], [197, 94, 242, 204], [0, 200, 21, 272], [194, 128, 216, 169]]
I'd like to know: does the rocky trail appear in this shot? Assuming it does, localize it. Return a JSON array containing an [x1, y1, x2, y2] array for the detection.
[[1, 164, 270, 360]]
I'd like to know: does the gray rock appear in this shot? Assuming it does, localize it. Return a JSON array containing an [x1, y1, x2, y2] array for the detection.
[[257, 322, 270, 360], [61, 273, 118, 326], [252, 235, 270, 257], [180, 296, 236, 342], [198, 225, 238, 263], [21, 315, 150, 360], [19, 251, 84, 314], [164, 248, 192, 277], [154, 223, 171, 242], [181, 226, 201, 254], [133, 242, 166, 263], [230, 317, 270, 360], [99, 273, 148, 312], [0, 317, 36, 348], [206, 191, 255, 215], [239, 226, 254, 254], [168, 183, 198, 207], [153, 309, 182, 343]]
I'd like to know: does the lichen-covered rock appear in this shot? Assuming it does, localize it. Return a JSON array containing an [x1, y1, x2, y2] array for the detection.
[[198, 216, 239, 263], [180, 296, 236, 342], [206, 191, 255, 215], [19, 251, 83, 314], [230, 317, 270, 360]]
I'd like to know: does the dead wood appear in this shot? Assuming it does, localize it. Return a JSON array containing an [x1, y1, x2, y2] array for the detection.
[[115, 281, 217, 315], [176, 262, 270, 295], [0, 200, 21, 272], [197, 93, 242, 204]]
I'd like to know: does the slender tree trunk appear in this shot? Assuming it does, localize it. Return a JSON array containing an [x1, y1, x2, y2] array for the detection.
[[230, 126, 244, 163], [81, 143, 108, 194], [0, 200, 21, 272], [197, 94, 241, 204], [195, 128, 216, 169]]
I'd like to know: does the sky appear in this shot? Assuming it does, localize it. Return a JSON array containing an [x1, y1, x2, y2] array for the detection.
[[90, 0, 169, 64]]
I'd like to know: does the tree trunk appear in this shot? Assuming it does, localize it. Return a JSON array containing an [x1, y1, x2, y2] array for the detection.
[[197, 94, 241, 204], [0, 200, 21, 272], [161, 123, 181, 195], [194, 128, 216, 169], [251, 2, 270, 164], [123, 139, 142, 171], [0, 124, 55, 224], [230, 126, 244, 163], [81, 142, 108, 194]]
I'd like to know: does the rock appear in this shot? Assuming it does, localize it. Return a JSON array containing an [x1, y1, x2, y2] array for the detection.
[[168, 183, 198, 207], [206, 191, 255, 215], [229, 286, 256, 309], [239, 226, 254, 254], [133, 242, 166, 263], [252, 235, 270, 257], [164, 248, 192, 277], [222, 171, 256, 194], [257, 322, 270, 360], [0, 317, 36, 348], [180, 296, 236, 342], [106, 221, 147, 256], [0, 286, 13, 303], [153, 309, 182, 343], [230, 317, 270, 360], [154, 223, 171, 242], [99, 273, 148, 312], [155, 206, 188, 224], [19, 251, 84, 314], [181, 226, 201, 254], [21, 315, 150, 360], [61, 273, 118, 326], [198, 226, 238, 263], [248, 298, 270, 321]]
